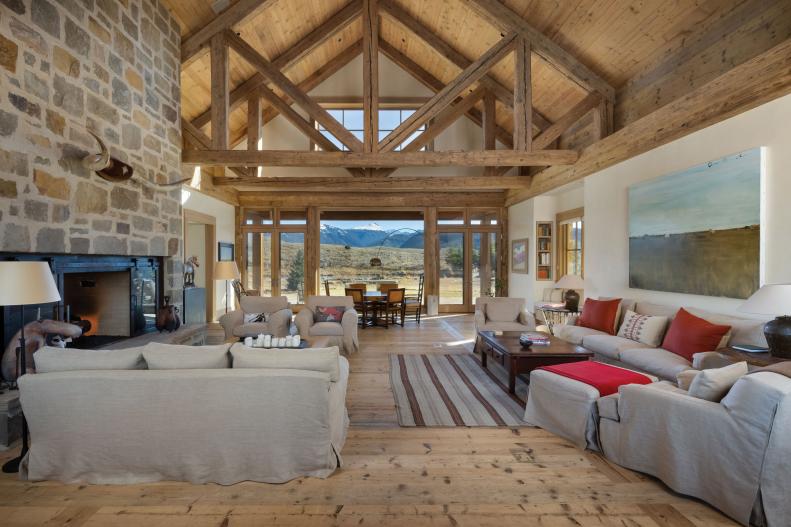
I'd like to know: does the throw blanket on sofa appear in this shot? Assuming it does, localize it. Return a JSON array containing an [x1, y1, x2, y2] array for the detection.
[[538, 361, 653, 396]]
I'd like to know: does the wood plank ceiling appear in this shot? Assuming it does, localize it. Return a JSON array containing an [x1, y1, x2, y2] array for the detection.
[[166, 0, 761, 196]]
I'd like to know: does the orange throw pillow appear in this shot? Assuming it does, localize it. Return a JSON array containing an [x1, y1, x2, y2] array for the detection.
[[578, 298, 622, 335], [662, 308, 731, 361]]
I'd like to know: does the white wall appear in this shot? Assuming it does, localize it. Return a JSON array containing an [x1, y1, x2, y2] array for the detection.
[[185, 223, 207, 286], [182, 188, 236, 321], [509, 93, 791, 316]]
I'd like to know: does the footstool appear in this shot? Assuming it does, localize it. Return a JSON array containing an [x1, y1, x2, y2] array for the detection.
[[524, 361, 657, 451]]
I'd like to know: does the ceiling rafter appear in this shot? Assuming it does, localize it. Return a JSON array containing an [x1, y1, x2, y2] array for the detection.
[[213, 174, 530, 190]]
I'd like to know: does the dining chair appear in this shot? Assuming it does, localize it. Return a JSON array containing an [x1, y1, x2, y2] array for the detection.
[[345, 288, 368, 328], [324, 279, 331, 296], [377, 288, 405, 328], [349, 283, 367, 293], [403, 273, 424, 324], [378, 283, 399, 294]]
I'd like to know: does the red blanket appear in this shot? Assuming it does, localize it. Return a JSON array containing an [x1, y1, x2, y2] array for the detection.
[[538, 361, 653, 396]]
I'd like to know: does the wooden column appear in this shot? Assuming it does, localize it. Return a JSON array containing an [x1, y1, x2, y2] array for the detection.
[[210, 33, 230, 149], [424, 207, 438, 315], [247, 94, 262, 177], [498, 206, 508, 296], [482, 90, 496, 177], [514, 37, 532, 151], [592, 99, 613, 141], [362, 0, 379, 153], [305, 206, 320, 298]]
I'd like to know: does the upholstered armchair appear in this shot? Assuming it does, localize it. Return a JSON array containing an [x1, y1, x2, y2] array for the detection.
[[219, 296, 293, 340], [296, 296, 359, 354], [474, 297, 536, 333]]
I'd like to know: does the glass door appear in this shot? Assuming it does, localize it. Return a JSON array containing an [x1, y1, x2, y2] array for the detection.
[[439, 232, 465, 308], [280, 232, 305, 304], [245, 232, 272, 296], [472, 232, 497, 299]]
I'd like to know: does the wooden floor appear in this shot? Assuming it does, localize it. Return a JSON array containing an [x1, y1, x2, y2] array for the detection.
[[0, 314, 736, 526]]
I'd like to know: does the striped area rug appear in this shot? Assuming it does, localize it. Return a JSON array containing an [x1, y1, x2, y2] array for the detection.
[[390, 353, 528, 427]]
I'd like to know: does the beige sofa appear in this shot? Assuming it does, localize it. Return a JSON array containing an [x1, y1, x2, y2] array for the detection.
[[219, 296, 293, 339], [19, 343, 349, 485], [598, 373, 791, 526], [553, 299, 767, 381], [296, 296, 359, 354], [474, 297, 535, 333]]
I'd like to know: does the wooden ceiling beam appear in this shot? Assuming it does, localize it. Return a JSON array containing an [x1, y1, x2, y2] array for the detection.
[[379, 39, 513, 148], [505, 37, 791, 205], [379, 0, 550, 131], [191, 0, 362, 129], [210, 33, 230, 150], [182, 119, 247, 181], [213, 175, 530, 190], [362, 0, 378, 153], [533, 92, 602, 150], [183, 148, 578, 168], [379, 33, 517, 152], [237, 192, 506, 208], [467, 0, 615, 102], [226, 30, 364, 152], [482, 90, 496, 177], [181, 0, 274, 67]]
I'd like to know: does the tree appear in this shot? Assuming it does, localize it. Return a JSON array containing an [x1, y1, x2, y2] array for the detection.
[[445, 245, 463, 269], [287, 249, 304, 292]]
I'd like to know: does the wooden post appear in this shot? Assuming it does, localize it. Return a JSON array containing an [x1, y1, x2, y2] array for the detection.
[[424, 207, 438, 316], [483, 90, 496, 177], [305, 206, 320, 298], [362, 0, 379, 153], [247, 94, 262, 177], [210, 33, 230, 150], [514, 37, 532, 151], [498, 207, 508, 296]]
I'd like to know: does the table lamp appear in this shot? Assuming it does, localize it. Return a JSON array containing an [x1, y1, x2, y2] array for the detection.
[[739, 284, 791, 358], [214, 261, 240, 313], [0, 261, 61, 473], [555, 274, 585, 312]]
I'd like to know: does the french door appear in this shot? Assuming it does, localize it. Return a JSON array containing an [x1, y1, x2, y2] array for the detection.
[[438, 229, 498, 313], [244, 229, 306, 305]]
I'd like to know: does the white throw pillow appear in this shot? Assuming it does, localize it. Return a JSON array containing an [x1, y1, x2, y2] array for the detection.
[[676, 369, 699, 391], [143, 343, 231, 369], [688, 362, 749, 402], [243, 312, 271, 324], [230, 344, 340, 381], [34, 346, 145, 373], [617, 310, 669, 347]]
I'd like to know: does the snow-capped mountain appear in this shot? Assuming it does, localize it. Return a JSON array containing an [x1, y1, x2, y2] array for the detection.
[[290, 224, 425, 248]]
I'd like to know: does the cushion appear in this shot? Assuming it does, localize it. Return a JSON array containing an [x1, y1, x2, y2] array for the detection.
[[578, 298, 622, 335], [549, 288, 564, 303], [310, 321, 345, 336], [239, 295, 288, 314], [143, 343, 230, 369], [34, 346, 145, 373], [685, 307, 768, 348], [232, 322, 271, 338], [617, 310, 669, 347], [314, 306, 346, 322], [485, 300, 522, 322], [688, 361, 749, 402], [619, 348, 692, 381], [554, 323, 605, 345], [662, 308, 732, 361], [230, 344, 340, 381], [581, 334, 651, 360], [243, 311, 270, 324], [676, 369, 699, 391]]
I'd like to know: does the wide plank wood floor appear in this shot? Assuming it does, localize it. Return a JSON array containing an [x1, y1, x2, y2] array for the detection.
[[0, 314, 736, 526]]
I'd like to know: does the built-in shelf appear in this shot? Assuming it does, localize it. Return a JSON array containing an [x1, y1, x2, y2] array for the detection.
[[536, 221, 553, 281]]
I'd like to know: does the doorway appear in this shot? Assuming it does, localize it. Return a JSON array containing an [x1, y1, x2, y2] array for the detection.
[[184, 209, 216, 322]]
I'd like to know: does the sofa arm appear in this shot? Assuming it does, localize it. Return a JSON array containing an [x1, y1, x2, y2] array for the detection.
[[474, 308, 486, 331], [219, 310, 244, 339], [519, 309, 536, 329], [268, 308, 294, 337], [692, 351, 732, 370], [597, 393, 620, 422], [295, 308, 314, 336], [341, 308, 359, 354]]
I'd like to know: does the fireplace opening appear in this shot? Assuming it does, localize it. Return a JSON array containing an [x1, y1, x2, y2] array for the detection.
[[64, 271, 131, 348]]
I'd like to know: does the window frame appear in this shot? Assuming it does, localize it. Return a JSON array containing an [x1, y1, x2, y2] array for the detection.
[[556, 207, 584, 278]]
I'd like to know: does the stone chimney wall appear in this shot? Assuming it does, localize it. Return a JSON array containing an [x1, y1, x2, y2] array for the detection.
[[0, 0, 184, 302]]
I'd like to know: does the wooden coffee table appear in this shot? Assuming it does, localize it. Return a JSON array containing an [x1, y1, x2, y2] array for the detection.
[[476, 331, 594, 394]]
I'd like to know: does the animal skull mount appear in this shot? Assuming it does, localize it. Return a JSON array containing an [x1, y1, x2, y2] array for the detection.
[[82, 130, 135, 183]]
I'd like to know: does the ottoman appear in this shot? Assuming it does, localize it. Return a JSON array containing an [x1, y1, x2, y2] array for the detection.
[[524, 361, 657, 451]]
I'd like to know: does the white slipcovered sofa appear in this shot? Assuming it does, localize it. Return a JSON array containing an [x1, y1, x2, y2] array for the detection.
[[598, 372, 791, 526], [474, 297, 536, 333], [296, 296, 359, 354], [553, 299, 767, 381], [19, 343, 349, 485], [219, 295, 293, 339]]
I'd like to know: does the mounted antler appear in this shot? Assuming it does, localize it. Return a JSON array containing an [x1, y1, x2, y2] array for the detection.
[[82, 130, 135, 183]]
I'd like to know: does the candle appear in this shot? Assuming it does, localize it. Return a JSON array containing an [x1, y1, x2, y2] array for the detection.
[[244, 337, 253, 347], [263, 334, 271, 348]]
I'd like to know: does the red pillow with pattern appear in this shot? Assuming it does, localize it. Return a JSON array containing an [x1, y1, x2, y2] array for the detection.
[[314, 306, 346, 322]]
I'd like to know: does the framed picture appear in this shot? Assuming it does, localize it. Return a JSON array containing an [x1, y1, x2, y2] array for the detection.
[[511, 238, 528, 274], [218, 242, 234, 262]]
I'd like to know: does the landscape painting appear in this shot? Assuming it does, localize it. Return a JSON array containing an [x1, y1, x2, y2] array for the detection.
[[628, 148, 761, 299]]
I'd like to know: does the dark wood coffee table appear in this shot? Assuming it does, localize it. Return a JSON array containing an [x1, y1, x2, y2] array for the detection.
[[476, 331, 594, 394]]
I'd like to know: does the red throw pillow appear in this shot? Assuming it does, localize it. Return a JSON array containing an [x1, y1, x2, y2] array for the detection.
[[314, 306, 346, 322], [577, 298, 622, 335], [662, 308, 731, 361]]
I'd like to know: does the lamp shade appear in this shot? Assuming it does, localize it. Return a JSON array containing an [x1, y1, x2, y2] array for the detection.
[[739, 284, 791, 316], [0, 261, 61, 306], [555, 274, 585, 290], [214, 261, 240, 281]]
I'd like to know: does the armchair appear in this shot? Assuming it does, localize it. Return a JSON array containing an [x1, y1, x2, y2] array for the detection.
[[219, 296, 293, 340], [474, 297, 535, 333], [296, 296, 359, 354]]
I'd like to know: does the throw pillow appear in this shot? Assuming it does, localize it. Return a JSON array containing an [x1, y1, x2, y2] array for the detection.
[[314, 306, 346, 322], [662, 308, 732, 361], [676, 369, 699, 391], [143, 343, 231, 369], [617, 310, 669, 347], [34, 347, 145, 373], [578, 298, 622, 335], [243, 311, 270, 324], [230, 344, 341, 381], [688, 361, 748, 402]]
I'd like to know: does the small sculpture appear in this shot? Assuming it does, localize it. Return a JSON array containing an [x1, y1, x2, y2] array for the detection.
[[1, 320, 83, 381], [156, 296, 181, 332], [184, 255, 199, 288]]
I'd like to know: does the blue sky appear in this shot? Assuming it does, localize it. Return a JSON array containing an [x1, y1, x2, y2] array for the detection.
[[321, 220, 424, 231], [629, 148, 761, 237]]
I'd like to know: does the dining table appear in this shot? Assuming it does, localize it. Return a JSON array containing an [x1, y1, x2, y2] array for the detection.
[[361, 291, 387, 327]]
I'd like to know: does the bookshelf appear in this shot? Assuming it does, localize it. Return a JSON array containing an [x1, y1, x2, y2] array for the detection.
[[536, 221, 553, 281]]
